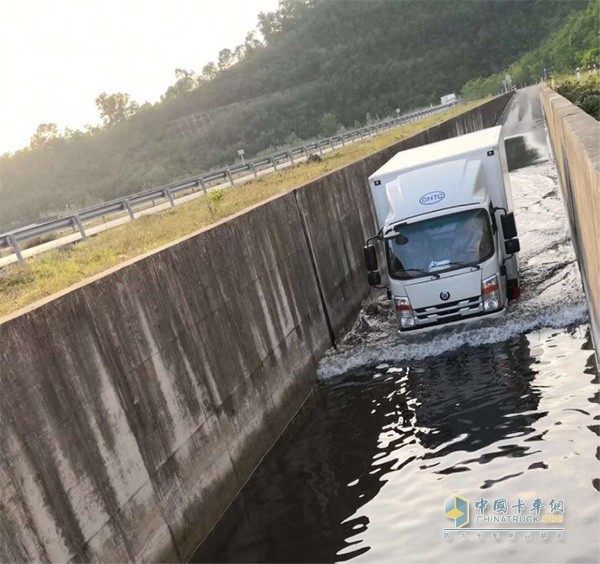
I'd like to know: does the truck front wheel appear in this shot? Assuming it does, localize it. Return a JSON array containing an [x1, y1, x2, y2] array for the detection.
[[506, 278, 521, 300]]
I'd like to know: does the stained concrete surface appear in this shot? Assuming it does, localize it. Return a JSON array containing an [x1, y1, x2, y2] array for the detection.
[[0, 93, 512, 562], [541, 85, 600, 359]]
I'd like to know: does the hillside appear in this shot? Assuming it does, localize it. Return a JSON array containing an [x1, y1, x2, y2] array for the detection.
[[0, 0, 587, 229], [462, 0, 599, 100]]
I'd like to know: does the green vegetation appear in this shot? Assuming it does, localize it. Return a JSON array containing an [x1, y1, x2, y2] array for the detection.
[[556, 74, 600, 119], [0, 100, 483, 318], [1, 0, 584, 230], [462, 0, 599, 100], [207, 188, 226, 218]]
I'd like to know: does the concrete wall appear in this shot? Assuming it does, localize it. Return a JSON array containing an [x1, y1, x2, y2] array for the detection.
[[0, 93, 512, 563], [541, 86, 600, 358]]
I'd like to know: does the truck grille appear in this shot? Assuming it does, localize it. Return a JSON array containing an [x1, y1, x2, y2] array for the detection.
[[413, 296, 482, 324]]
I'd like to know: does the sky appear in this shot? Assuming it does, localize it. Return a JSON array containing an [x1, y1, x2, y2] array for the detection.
[[0, 0, 279, 154]]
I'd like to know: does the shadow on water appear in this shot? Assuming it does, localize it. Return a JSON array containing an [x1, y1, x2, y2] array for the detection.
[[193, 335, 547, 563], [505, 135, 542, 171]]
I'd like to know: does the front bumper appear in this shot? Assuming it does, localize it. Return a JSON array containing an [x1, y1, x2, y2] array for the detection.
[[398, 305, 506, 333]]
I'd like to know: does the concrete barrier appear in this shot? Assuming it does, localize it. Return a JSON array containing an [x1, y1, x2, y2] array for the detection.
[[0, 92, 512, 562], [540, 86, 600, 359]]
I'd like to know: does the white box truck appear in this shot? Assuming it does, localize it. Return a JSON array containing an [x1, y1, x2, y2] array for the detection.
[[441, 93, 458, 105], [363, 126, 521, 332]]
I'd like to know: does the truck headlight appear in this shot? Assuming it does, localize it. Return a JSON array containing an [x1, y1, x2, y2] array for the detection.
[[395, 297, 415, 328], [482, 274, 500, 312]]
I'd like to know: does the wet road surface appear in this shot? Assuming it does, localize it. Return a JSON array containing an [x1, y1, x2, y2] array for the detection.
[[192, 87, 599, 563]]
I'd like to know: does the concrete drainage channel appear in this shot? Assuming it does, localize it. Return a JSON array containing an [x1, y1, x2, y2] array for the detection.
[[192, 87, 600, 563], [4, 91, 574, 562]]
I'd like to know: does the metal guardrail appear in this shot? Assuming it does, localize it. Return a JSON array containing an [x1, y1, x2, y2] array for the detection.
[[0, 101, 458, 262]]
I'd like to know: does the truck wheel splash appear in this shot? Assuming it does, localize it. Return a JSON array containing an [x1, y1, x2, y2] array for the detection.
[[319, 162, 588, 379]]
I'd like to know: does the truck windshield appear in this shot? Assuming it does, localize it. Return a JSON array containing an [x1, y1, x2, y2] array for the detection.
[[387, 208, 494, 280]]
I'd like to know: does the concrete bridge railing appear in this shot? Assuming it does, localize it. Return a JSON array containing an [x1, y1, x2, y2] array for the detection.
[[541, 86, 600, 359]]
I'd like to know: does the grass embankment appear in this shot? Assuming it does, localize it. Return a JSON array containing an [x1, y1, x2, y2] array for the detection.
[[0, 100, 484, 318], [553, 73, 599, 119]]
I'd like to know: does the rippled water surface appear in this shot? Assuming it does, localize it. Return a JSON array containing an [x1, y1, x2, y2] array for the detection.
[[195, 327, 598, 563], [193, 88, 599, 563]]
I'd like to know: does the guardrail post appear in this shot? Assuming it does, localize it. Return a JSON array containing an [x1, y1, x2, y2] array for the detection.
[[271, 156, 277, 170], [123, 200, 135, 220], [318, 142, 323, 156], [8, 234, 24, 263], [302, 146, 308, 158], [340, 136, 345, 146], [288, 151, 294, 165], [225, 169, 234, 186], [249, 162, 258, 178], [165, 189, 175, 207], [72, 215, 87, 240], [329, 139, 335, 151], [198, 178, 207, 195]]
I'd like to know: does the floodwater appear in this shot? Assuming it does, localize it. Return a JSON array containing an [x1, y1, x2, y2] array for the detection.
[[193, 88, 599, 563]]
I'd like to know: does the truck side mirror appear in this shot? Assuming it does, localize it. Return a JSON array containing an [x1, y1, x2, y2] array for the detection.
[[505, 238, 520, 254], [501, 212, 518, 239], [363, 245, 378, 272], [368, 271, 381, 286]]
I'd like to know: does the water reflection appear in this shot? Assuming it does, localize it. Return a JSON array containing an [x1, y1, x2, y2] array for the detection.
[[505, 135, 543, 171], [410, 334, 541, 456], [192, 331, 595, 563]]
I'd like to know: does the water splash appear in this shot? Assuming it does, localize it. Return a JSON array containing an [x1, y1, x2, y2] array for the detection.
[[319, 161, 588, 379]]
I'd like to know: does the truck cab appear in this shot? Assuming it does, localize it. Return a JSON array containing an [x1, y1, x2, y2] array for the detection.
[[364, 126, 520, 332]]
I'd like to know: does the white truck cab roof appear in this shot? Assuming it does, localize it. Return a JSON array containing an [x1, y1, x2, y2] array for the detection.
[[368, 126, 506, 228], [370, 126, 502, 180]]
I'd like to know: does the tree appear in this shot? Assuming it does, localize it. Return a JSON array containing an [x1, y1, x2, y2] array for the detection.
[[217, 49, 233, 70], [233, 44, 245, 63], [243, 31, 262, 53], [257, 11, 281, 43], [29, 123, 60, 148], [175, 68, 197, 86], [201, 62, 218, 81], [95, 92, 138, 126], [162, 69, 198, 100], [580, 46, 599, 67], [319, 113, 339, 136]]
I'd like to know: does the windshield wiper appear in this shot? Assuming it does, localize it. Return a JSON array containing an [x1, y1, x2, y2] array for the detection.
[[402, 268, 440, 279], [443, 261, 481, 270]]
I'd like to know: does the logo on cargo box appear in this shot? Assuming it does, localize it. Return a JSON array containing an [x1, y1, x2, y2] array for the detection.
[[419, 191, 445, 205]]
